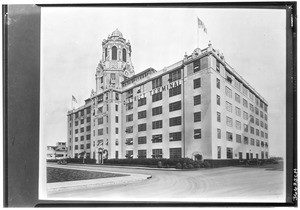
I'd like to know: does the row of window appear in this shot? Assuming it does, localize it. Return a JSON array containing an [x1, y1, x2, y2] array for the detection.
[[126, 148, 182, 159], [217, 146, 268, 159], [215, 60, 267, 112], [219, 130, 268, 147], [224, 85, 267, 119], [74, 126, 91, 134]]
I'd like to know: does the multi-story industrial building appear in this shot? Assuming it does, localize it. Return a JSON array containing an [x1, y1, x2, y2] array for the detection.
[[67, 29, 269, 164]]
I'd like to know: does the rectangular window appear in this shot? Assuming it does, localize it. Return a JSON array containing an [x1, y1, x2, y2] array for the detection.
[[152, 106, 163, 116], [170, 148, 182, 159], [216, 78, 220, 89], [125, 126, 133, 133], [236, 121, 241, 130], [115, 116, 119, 123], [217, 146, 221, 159], [265, 114, 268, 121], [193, 59, 200, 73], [217, 95, 221, 105], [125, 138, 133, 145], [115, 93, 119, 100], [138, 97, 146, 107], [80, 136, 84, 141], [75, 121, 79, 126], [256, 129, 259, 136], [217, 112, 221, 122], [75, 145, 78, 150], [260, 111, 264, 118], [243, 99, 248, 108], [251, 138, 255, 146], [260, 121, 264, 128], [234, 79, 241, 91], [194, 112, 201, 122], [194, 129, 201, 139], [75, 137, 78, 142], [193, 78, 201, 89], [250, 104, 254, 112], [138, 123, 147, 132], [86, 125, 91, 131], [126, 102, 133, 110], [169, 68, 181, 82], [98, 117, 103, 125], [87, 117, 91, 123], [152, 134, 162, 143], [75, 129, 78, 134], [169, 101, 181, 112], [125, 114, 133, 122], [98, 128, 103, 136], [244, 136, 249, 144], [138, 136, 147, 144], [242, 85, 248, 97], [138, 110, 147, 119], [217, 129, 221, 139], [125, 150, 133, 158], [235, 93, 240, 103], [80, 127, 84, 133], [126, 89, 133, 98], [227, 147, 233, 159], [236, 134, 241, 143], [152, 77, 162, 89], [226, 101, 232, 113], [216, 60, 221, 72], [265, 123, 268, 130], [261, 131, 264, 138], [170, 116, 182, 126], [170, 132, 182, 141], [235, 107, 241, 117], [194, 95, 201, 105], [138, 150, 147, 159], [226, 132, 233, 141], [256, 118, 259, 126], [115, 104, 118, 111], [256, 139, 260, 146], [226, 116, 233, 127], [152, 120, 163, 129], [115, 127, 119, 134], [250, 126, 254, 134], [244, 124, 248, 132], [225, 86, 232, 98], [152, 149, 163, 158], [86, 143, 90, 149], [243, 111, 248, 120], [169, 85, 181, 97], [80, 144, 84, 149], [250, 115, 254, 123], [81, 119, 84, 124], [152, 92, 162, 102], [255, 107, 259, 115]]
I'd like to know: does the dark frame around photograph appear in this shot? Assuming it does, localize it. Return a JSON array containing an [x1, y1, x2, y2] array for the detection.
[[3, 2, 297, 207]]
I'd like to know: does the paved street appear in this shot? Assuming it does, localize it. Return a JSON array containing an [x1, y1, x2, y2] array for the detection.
[[47, 163, 284, 202]]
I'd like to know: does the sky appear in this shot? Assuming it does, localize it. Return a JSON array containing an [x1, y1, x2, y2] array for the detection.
[[41, 7, 286, 157]]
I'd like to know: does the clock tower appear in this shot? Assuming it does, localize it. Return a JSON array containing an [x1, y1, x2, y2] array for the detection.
[[92, 29, 135, 163], [95, 29, 135, 93]]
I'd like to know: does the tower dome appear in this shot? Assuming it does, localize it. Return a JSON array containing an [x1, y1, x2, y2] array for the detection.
[[111, 28, 123, 38]]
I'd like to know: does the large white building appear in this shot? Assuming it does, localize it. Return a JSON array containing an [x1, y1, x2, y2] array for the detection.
[[67, 29, 269, 164]]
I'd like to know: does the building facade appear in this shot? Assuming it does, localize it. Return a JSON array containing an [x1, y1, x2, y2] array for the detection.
[[47, 141, 68, 159], [67, 29, 269, 164]]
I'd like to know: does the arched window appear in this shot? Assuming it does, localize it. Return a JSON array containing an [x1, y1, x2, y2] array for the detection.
[[122, 48, 127, 62], [105, 48, 107, 58], [112, 46, 117, 60]]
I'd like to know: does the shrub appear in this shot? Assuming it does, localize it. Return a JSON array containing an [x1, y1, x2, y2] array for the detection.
[[203, 161, 211, 168], [182, 162, 188, 169], [188, 164, 194, 169], [193, 163, 200, 168], [175, 163, 182, 169]]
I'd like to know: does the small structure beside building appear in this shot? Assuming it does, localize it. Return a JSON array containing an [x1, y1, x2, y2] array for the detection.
[[47, 141, 68, 160]]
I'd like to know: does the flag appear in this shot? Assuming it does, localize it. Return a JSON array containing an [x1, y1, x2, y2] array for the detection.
[[197, 17, 207, 33], [72, 95, 78, 103]]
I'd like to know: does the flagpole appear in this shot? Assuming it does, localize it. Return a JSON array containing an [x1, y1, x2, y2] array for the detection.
[[197, 19, 199, 48], [71, 96, 74, 110]]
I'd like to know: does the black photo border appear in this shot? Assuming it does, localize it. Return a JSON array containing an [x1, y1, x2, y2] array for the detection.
[[3, 2, 297, 207]]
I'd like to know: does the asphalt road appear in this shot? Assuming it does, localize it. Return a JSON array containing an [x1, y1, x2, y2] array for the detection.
[[47, 163, 284, 202]]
